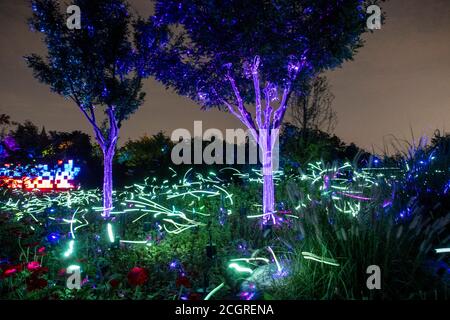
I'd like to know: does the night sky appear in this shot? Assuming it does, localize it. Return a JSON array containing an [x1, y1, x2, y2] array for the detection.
[[0, 0, 449, 152]]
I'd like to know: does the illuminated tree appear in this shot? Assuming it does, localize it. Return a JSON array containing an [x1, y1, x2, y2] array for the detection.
[[26, 0, 147, 217], [139, 0, 383, 224]]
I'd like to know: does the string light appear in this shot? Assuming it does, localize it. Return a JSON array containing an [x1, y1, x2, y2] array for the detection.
[[228, 262, 253, 274], [204, 282, 225, 300], [107, 223, 115, 243], [301, 252, 340, 267]]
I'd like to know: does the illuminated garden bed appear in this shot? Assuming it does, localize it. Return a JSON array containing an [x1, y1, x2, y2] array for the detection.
[[1, 153, 448, 300]]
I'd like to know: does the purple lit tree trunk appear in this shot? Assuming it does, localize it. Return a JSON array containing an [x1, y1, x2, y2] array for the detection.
[[221, 56, 306, 225], [101, 146, 115, 219], [79, 104, 119, 219], [98, 107, 119, 219], [261, 129, 275, 223]]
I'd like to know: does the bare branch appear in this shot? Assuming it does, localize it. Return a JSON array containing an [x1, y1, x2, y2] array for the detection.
[[263, 82, 274, 129], [251, 56, 263, 129], [106, 106, 119, 151], [225, 72, 257, 134], [221, 99, 244, 123], [272, 84, 292, 129], [289, 75, 337, 134]]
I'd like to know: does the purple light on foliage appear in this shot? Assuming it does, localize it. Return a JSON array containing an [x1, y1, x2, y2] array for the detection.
[[198, 92, 208, 103], [323, 175, 331, 190], [87, 25, 95, 37], [219, 207, 227, 225], [303, 7, 313, 14], [266, 83, 278, 101], [383, 199, 393, 208], [338, 192, 373, 201], [240, 291, 255, 300], [444, 181, 450, 194], [273, 269, 289, 279], [288, 61, 300, 73]]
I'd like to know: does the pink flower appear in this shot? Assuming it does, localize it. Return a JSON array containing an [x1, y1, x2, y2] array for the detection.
[[3, 268, 17, 277], [27, 261, 41, 272], [81, 277, 89, 286]]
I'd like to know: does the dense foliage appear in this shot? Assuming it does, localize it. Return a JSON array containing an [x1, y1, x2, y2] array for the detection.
[[1, 133, 448, 300], [141, 0, 383, 107]]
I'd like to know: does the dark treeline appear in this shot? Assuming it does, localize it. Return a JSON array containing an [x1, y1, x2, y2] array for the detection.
[[0, 114, 367, 187], [2, 114, 448, 190]]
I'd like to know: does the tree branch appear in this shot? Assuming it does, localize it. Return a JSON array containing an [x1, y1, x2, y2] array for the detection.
[[225, 73, 259, 141], [106, 106, 119, 153], [225, 73, 257, 130], [251, 56, 263, 129], [263, 82, 274, 129], [222, 98, 258, 142], [221, 99, 244, 123], [272, 84, 292, 129], [69, 91, 106, 146]]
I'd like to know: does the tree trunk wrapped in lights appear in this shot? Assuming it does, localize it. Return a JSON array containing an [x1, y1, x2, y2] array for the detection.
[[222, 56, 306, 224], [78, 103, 121, 219], [102, 148, 115, 218], [98, 107, 119, 218]]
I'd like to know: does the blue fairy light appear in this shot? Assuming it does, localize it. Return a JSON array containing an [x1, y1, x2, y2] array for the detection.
[[47, 232, 60, 244]]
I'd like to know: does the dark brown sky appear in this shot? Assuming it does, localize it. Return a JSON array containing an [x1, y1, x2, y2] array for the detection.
[[0, 0, 449, 152]]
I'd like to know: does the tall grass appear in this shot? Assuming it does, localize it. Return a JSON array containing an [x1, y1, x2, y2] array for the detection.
[[268, 133, 450, 299]]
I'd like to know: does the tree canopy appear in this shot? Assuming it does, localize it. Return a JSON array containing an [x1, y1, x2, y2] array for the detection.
[[26, 0, 145, 137], [139, 0, 382, 108]]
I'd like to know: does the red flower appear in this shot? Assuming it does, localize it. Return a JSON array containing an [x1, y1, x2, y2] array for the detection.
[[58, 268, 66, 276], [13, 264, 23, 272], [176, 275, 191, 288], [24, 241, 39, 248], [38, 247, 46, 254], [27, 261, 41, 272], [12, 230, 23, 237], [26, 274, 48, 291], [127, 267, 148, 287], [109, 278, 120, 289], [36, 267, 49, 274], [188, 293, 202, 300], [3, 268, 17, 277]]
